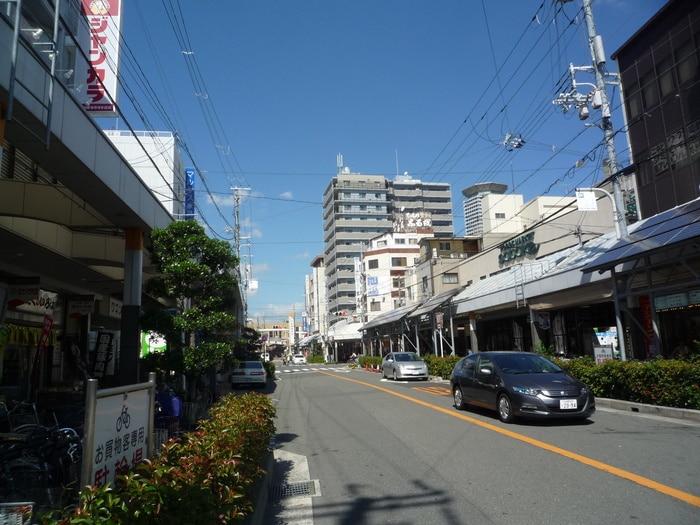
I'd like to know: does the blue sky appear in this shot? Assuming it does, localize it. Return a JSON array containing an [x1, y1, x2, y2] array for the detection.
[[108, 0, 665, 323]]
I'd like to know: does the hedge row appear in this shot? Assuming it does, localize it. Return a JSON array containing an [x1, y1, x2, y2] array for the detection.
[[359, 353, 700, 410], [42, 393, 276, 525], [554, 356, 700, 410]]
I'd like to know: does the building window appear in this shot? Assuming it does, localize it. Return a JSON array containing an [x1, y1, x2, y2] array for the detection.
[[374, 181, 381, 187], [657, 57, 675, 98], [368, 259, 379, 269], [395, 238, 406, 244], [358, 180, 366, 187], [640, 69, 659, 108], [392, 277, 405, 289], [625, 81, 642, 120], [676, 39, 698, 85], [438, 242, 451, 251], [495, 212, 506, 219], [442, 273, 459, 284], [370, 301, 381, 312], [343, 180, 350, 187], [391, 257, 407, 267], [409, 238, 418, 244]]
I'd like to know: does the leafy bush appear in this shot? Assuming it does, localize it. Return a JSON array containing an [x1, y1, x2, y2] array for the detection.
[[42, 393, 276, 524], [420, 354, 700, 410], [308, 355, 325, 364], [358, 355, 382, 369], [554, 357, 700, 409], [423, 354, 461, 379], [263, 360, 276, 377]]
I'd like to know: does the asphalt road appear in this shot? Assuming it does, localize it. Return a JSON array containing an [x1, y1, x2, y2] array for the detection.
[[259, 364, 700, 525]]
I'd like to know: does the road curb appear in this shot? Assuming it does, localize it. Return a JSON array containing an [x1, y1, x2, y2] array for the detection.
[[595, 397, 700, 423], [244, 450, 274, 525]]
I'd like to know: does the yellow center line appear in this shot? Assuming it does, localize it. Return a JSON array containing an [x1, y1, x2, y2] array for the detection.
[[319, 370, 700, 508]]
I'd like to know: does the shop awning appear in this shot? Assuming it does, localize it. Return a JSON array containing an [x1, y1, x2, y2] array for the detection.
[[452, 240, 612, 314], [328, 321, 363, 341], [583, 198, 700, 274], [407, 287, 463, 319], [362, 303, 418, 331], [297, 334, 320, 346]]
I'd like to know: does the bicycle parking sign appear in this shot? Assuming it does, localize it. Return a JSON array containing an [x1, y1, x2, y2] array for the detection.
[[81, 374, 156, 489]]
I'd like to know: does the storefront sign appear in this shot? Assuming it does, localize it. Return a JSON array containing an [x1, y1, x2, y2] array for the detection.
[[7, 286, 57, 316], [594, 345, 614, 364], [93, 332, 114, 379], [88, 387, 150, 488], [655, 292, 689, 310], [67, 296, 96, 318], [109, 297, 122, 319], [80, 0, 122, 116], [498, 232, 540, 264]]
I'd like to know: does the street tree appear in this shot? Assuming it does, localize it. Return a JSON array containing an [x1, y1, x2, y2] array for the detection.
[[141, 220, 239, 391]]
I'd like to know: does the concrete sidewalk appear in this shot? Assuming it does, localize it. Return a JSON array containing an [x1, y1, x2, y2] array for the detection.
[[595, 397, 700, 423]]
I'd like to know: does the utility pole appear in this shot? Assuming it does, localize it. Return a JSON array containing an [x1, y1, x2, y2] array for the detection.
[[230, 186, 251, 326], [553, 0, 628, 238], [553, 0, 630, 361]]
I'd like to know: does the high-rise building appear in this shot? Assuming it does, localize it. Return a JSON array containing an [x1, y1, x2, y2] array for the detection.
[[462, 182, 523, 238], [611, 0, 700, 218], [322, 166, 453, 323]]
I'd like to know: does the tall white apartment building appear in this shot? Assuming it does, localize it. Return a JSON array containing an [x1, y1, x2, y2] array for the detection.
[[323, 167, 453, 324], [305, 254, 328, 335], [462, 182, 522, 240], [362, 232, 424, 323]]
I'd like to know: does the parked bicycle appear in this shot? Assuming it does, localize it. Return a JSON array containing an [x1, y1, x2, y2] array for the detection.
[[0, 401, 82, 514]]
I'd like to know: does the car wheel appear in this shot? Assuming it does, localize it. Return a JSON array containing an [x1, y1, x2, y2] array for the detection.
[[392, 370, 398, 381], [453, 387, 465, 409], [498, 393, 515, 423]]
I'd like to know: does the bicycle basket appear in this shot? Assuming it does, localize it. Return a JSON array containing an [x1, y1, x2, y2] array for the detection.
[[0, 502, 33, 525], [7, 405, 39, 431]]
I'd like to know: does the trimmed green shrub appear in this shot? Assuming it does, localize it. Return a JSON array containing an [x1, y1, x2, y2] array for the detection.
[[423, 354, 461, 379], [42, 393, 276, 524], [555, 357, 700, 409]]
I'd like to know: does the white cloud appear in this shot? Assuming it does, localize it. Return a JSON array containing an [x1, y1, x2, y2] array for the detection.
[[280, 191, 293, 199]]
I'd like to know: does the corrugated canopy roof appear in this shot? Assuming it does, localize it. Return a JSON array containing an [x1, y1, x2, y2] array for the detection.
[[362, 303, 419, 331], [407, 287, 463, 319], [583, 198, 700, 274]]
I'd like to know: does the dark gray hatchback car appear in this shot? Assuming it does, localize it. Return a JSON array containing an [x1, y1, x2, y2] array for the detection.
[[450, 351, 595, 423]]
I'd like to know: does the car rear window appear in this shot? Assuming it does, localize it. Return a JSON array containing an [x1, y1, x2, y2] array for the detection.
[[240, 361, 263, 369]]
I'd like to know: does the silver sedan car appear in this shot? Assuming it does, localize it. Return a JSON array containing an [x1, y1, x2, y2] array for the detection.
[[381, 352, 429, 381], [231, 361, 268, 389]]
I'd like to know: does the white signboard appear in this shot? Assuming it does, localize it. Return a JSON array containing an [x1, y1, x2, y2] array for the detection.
[[89, 388, 151, 487], [575, 191, 598, 211], [594, 345, 614, 364]]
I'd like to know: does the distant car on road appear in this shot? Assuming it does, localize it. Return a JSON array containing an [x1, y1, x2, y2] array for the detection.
[[292, 353, 307, 364], [450, 351, 595, 423], [381, 352, 429, 381], [231, 361, 267, 389]]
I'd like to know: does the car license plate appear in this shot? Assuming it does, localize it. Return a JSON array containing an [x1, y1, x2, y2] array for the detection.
[[560, 399, 577, 410]]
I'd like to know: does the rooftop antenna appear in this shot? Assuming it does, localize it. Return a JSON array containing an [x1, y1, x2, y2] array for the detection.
[[337, 153, 343, 174]]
